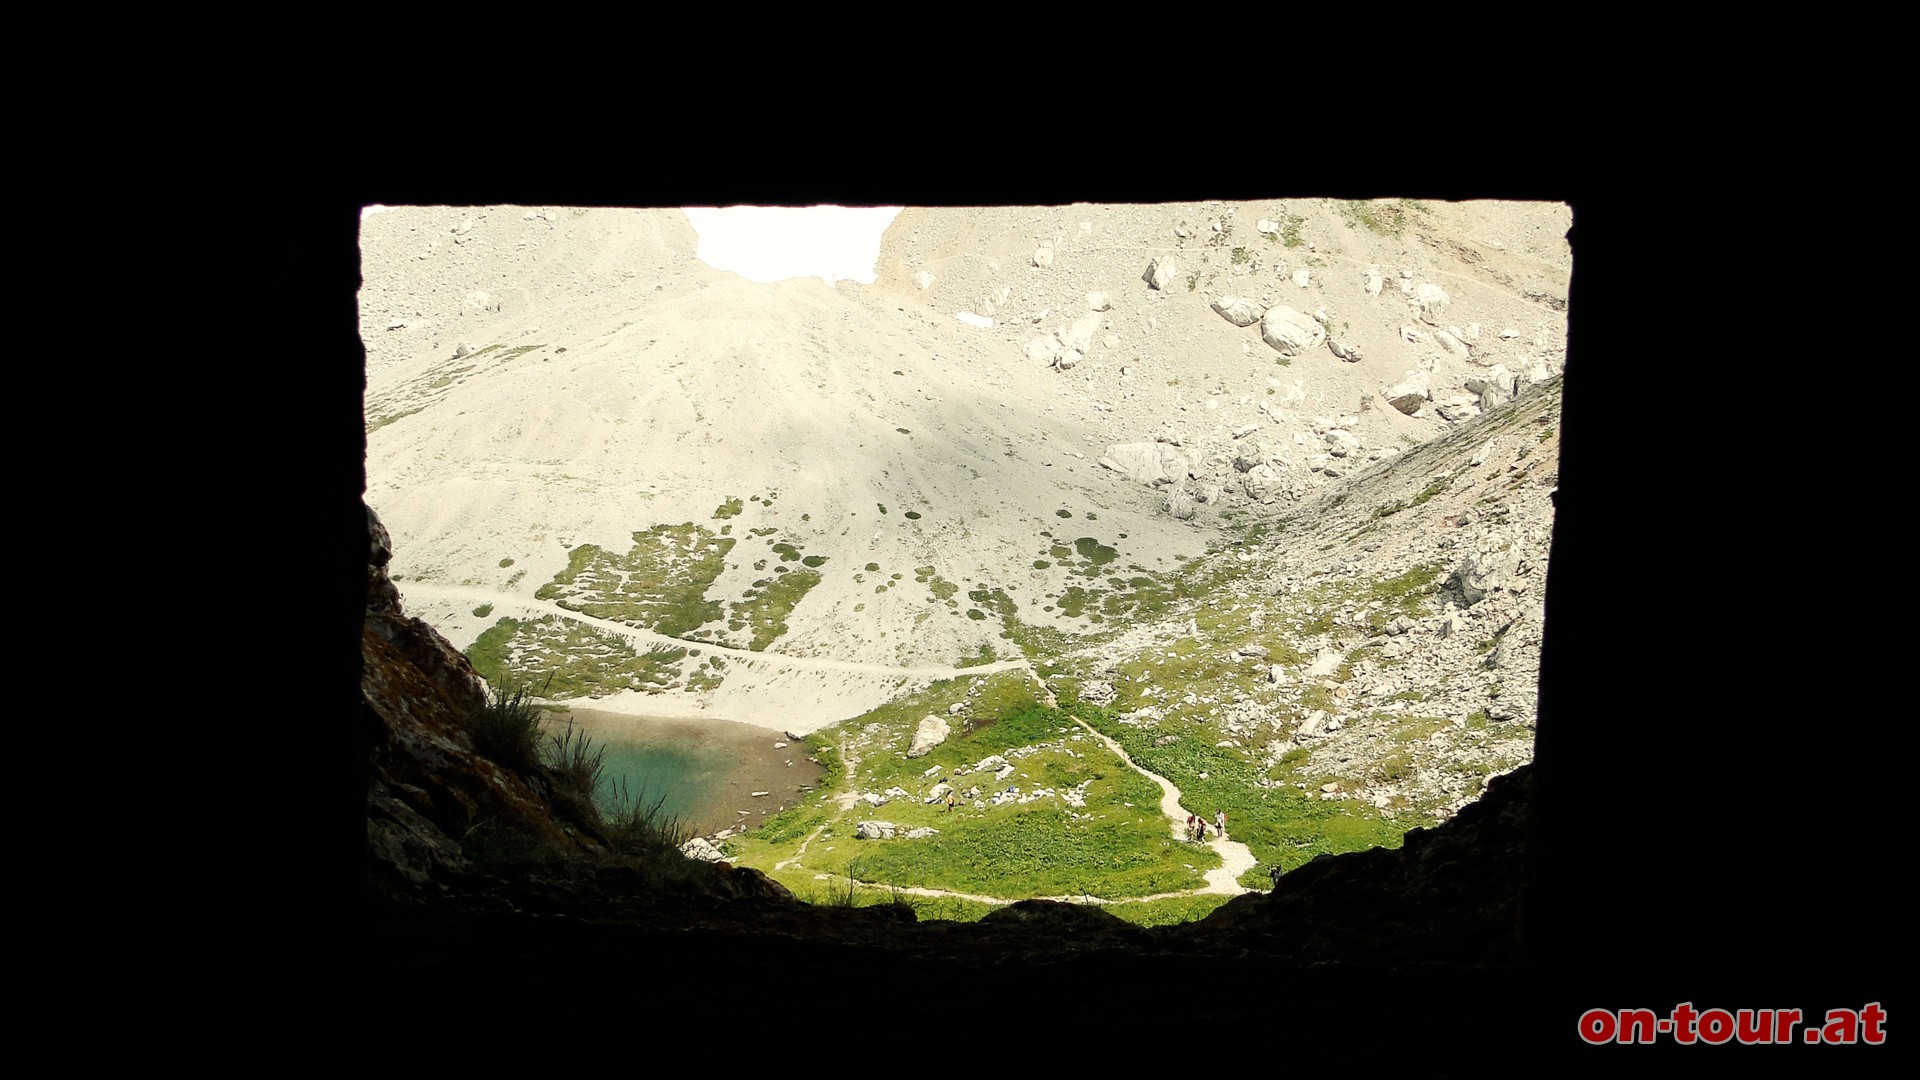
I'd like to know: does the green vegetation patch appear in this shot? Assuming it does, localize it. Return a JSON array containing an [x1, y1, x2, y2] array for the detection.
[[713, 497, 744, 520], [731, 680, 1222, 900], [1072, 702, 1404, 888], [1338, 198, 1425, 238], [467, 615, 687, 698], [915, 566, 959, 602], [533, 524, 736, 637], [1075, 534, 1121, 568], [955, 642, 999, 669], [1107, 893, 1233, 928], [686, 655, 727, 694], [1280, 213, 1306, 248], [728, 568, 823, 651], [855, 803, 1210, 899]]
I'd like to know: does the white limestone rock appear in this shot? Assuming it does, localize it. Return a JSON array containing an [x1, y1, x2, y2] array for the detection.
[[1144, 256, 1181, 291], [1099, 442, 1192, 486], [907, 714, 952, 758], [1260, 306, 1325, 357], [1384, 370, 1432, 416], [1210, 295, 1265, 327], [1243, 463, 1285, 503]]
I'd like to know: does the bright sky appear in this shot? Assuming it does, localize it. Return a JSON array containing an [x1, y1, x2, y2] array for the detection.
[[360, 203, 903, 286], [683, 205, 901, 285]]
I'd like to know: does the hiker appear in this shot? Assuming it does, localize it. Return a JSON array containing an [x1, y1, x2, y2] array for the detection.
[[945, 790, 956, 813], [1185, 813, 1199, 841], [1215, 809, 1227, 839]]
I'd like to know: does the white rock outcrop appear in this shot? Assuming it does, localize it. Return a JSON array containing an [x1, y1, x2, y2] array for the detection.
[[1143, 256, 1179, 291], [1099, 442, 1192, 486], [1210, 296, 1265, 327], [907, 714, 952, 758], [1385, 370, 1432, 415], [1260, 307, 1325, 357]]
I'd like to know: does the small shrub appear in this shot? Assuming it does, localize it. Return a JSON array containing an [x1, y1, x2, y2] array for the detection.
[[601, 776, 690, 856], [470, 678, 547, 771], [542, 716, 607, 800]]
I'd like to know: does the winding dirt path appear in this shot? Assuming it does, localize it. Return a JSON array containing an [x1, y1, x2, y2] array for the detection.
[[1064, 711, 1259, 897], [780, 709, 1261, 908], [404, 584, 1031, 681]]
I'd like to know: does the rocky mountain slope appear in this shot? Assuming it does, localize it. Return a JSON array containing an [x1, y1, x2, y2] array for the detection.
[[360, 196, 1566, 854]]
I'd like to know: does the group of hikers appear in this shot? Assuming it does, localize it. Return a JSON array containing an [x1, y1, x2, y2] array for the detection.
[[1184, 809, 1226, 842]]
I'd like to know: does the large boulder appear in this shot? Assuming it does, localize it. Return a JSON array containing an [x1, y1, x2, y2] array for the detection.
[[1062, 310, 1103, 355], [907, 714, 952, 758], [1384, 370, 1432, 415], [1260, 307, 1325, 356], [1100, 442, 1191, 486], [1026, 310, 1106, 371], [1243, 463, 1286, 503], [1210, 296, 1265, 327], [1143, 256, 1179, 291]]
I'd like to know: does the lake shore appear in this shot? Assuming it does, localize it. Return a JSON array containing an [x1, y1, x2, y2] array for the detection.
[[556, 708, 825, 838]]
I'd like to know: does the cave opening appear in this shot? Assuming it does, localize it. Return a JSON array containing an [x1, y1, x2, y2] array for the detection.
[[357, 189, 1559, 922]]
